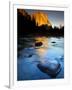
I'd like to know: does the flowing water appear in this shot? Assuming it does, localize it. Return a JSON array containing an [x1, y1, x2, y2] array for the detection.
[[17, 36, 64, 80]]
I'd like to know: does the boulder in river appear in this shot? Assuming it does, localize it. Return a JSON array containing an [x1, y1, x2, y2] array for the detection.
[[35, 42, 43, 47], [37, 60, 61, 78]]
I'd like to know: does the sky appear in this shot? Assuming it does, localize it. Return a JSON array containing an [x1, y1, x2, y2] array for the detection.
[[25, 9, 64, 28]]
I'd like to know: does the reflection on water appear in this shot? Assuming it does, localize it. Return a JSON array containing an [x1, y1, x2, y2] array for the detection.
[[35, 37, 48, 62], [17, 36, 64, 80]]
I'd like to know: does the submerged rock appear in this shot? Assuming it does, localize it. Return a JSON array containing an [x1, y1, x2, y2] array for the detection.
[[28, 54, 33, 58], [51, 41, 56, 43], [37, 60, 61, 78]]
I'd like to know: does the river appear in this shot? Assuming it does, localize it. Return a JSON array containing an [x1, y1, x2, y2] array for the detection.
[[17, 36, 64, 80]]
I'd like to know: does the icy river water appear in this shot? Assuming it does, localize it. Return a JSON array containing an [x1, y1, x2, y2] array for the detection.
[[17, 36, 64, 80]]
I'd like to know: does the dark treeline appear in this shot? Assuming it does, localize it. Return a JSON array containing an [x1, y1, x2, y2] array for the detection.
[[17, 9, 64, 38]]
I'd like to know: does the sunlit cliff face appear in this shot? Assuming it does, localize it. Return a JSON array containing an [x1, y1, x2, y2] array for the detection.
[[31, 11, 52, 27]]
